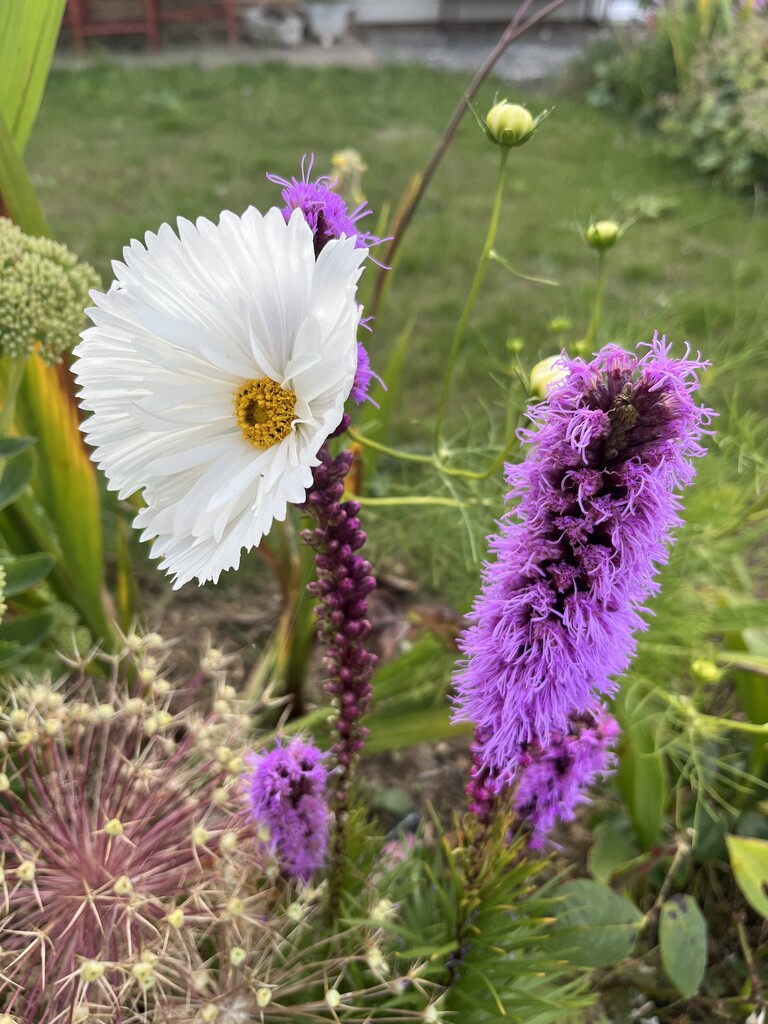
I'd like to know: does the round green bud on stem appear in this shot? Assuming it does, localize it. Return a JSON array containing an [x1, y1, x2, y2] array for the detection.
[[485, 101, 534, 146], [585, 220, 621, 250]]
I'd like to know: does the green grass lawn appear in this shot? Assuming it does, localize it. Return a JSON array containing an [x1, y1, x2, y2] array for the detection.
[[28, 61, 768, 598]]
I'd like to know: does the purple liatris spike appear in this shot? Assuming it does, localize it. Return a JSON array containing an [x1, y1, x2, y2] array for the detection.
[[454, 334, 713, 782], [244, 737, 330, 881], [301, 439, 377, 783], [268, 154, 381, 257], [513, 709, 620, 848]]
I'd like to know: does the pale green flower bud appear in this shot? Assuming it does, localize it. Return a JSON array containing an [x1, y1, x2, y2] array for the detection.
[[256, 987, 272, 1008], [530, 356, 568, 399], [80, 960, 105, 983], [0, 217, 100, 364], [325, 989, 342, 1009], [485, 101, 534, 146], [585, 220, 621, 250], [691, 658, 722, 683]]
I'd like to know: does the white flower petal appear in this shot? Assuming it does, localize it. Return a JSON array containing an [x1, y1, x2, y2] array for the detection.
[[74, 207, 366, 587]]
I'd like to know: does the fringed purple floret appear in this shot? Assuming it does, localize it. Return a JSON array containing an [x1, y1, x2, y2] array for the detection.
[[301, 443, 377, 788], [454, 334, 713, 782], [513, 709, 620, 848], [267, 154, 381, 257], [244, 737, 330, 881]]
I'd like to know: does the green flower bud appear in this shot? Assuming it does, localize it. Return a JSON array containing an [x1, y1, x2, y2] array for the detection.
[[690, 658, 722, 683], [485, 101, 534, 146], [0, 217, 100, 364], [585, 220, 621, 250], [529, 356, 568, 399]]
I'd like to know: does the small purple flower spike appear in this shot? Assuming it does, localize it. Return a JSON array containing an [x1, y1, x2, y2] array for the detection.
[[268, 154, 381, 257], [244, 737, 330, 880], [454, 334, 714, 782], [513, 709, 620, 848]]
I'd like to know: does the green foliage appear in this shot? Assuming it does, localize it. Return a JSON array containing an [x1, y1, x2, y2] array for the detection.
[[583, 32, 678, 122], [659, 21, 768, 191], [383, 815, 593, 1022], [545, 879, 643, 969], [726, 834, 768, 918], [659, 894, 708, 998]]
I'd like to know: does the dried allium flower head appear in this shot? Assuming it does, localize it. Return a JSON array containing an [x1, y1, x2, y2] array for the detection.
[[243, 736, 329, 881], [454, 334, 713, 782], [513, 708, 620, 847], [0, 216, 100, 363], [0, 684, 246, 1024]]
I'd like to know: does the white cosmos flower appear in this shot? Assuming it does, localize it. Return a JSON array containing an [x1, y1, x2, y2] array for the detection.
[[73, 206, 367, 589]]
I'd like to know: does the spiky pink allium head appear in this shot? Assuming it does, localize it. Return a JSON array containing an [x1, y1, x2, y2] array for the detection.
[[0, 682, 248, 1024]]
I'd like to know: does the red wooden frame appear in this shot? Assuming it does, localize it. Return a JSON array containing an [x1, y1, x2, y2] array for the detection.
[[63, 0, 162, 50]]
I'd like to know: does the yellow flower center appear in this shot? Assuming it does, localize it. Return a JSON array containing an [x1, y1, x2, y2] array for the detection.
[[235, 378, 297, 449]]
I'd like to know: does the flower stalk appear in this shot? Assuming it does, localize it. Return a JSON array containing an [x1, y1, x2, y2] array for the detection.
[[301, 422, 378, 915]]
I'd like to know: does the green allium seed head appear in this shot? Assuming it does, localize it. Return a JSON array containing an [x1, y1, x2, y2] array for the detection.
[[0, 217, 100, 364]]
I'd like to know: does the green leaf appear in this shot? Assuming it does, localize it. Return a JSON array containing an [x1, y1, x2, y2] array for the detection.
[[614, 684, 667, 849], [588, 818, 639, 882], [0, 446, 35, 511], [0, 0, 66, 152], [0, 436, 35, 458], [0, 108, 51, 236], [0, 639, 30, 669], [726, 834, 768, 918], [546, 879, 643, 968], [659, 895, 708, 998], [1, 552, 56, 595], [0, 609, 53, 648], [19, 354, 115, 645], [710, 601, 768, 633], [365, 705, 467, 754]]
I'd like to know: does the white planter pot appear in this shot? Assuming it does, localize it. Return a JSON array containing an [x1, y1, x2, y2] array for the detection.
[[305, 3, 352, 47]]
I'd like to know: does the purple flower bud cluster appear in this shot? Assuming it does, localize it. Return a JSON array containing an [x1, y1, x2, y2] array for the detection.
[[302, 441, 377, 782], [244, 737, 330, 881], [513, 709, 620, 848], [454, 335, 713, 786], [268, 155, 381, 406], [268, 154, 381, 258]]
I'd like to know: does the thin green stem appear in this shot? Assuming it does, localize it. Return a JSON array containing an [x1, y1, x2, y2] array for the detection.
[[346, 427, 433, 465], [349, 426, 515, 482], [0, 356, 27, 437], [584, 249, 608, 349], [433, 148, 510, 449], [350, 494, 470, 509]]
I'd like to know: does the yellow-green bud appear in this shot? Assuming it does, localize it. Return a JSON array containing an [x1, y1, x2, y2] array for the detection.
[[485, 101, 534, 145], [325, 989, 342, 1009], [547, 315, 572, 334], [229, 946, 246, 966], [256, 987, 272, 1008], [0, 773, 10, 792], [192, 826, 209, 846], [104, 817, 124, 837], [0, 1014, 17, 1024], [16, 860, 35, 883], [131, 961, 155, 987], [226, 896, 244, 918], [371, 898, 396, 922], [167, 907, 185, 928], [530, 356, 568, 399], [286, 901, 303, 922], [423, 1006, 443, 1023], [585, 220, 621, 250], [80, 960, 105, 983], [113, 874, 133, 895], [219, 830, 237, 852], [9, 710, 28, 729], [211, 786, 229, 806], [691, 658, 722, 683], [200, 1006, 219, 1024]]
